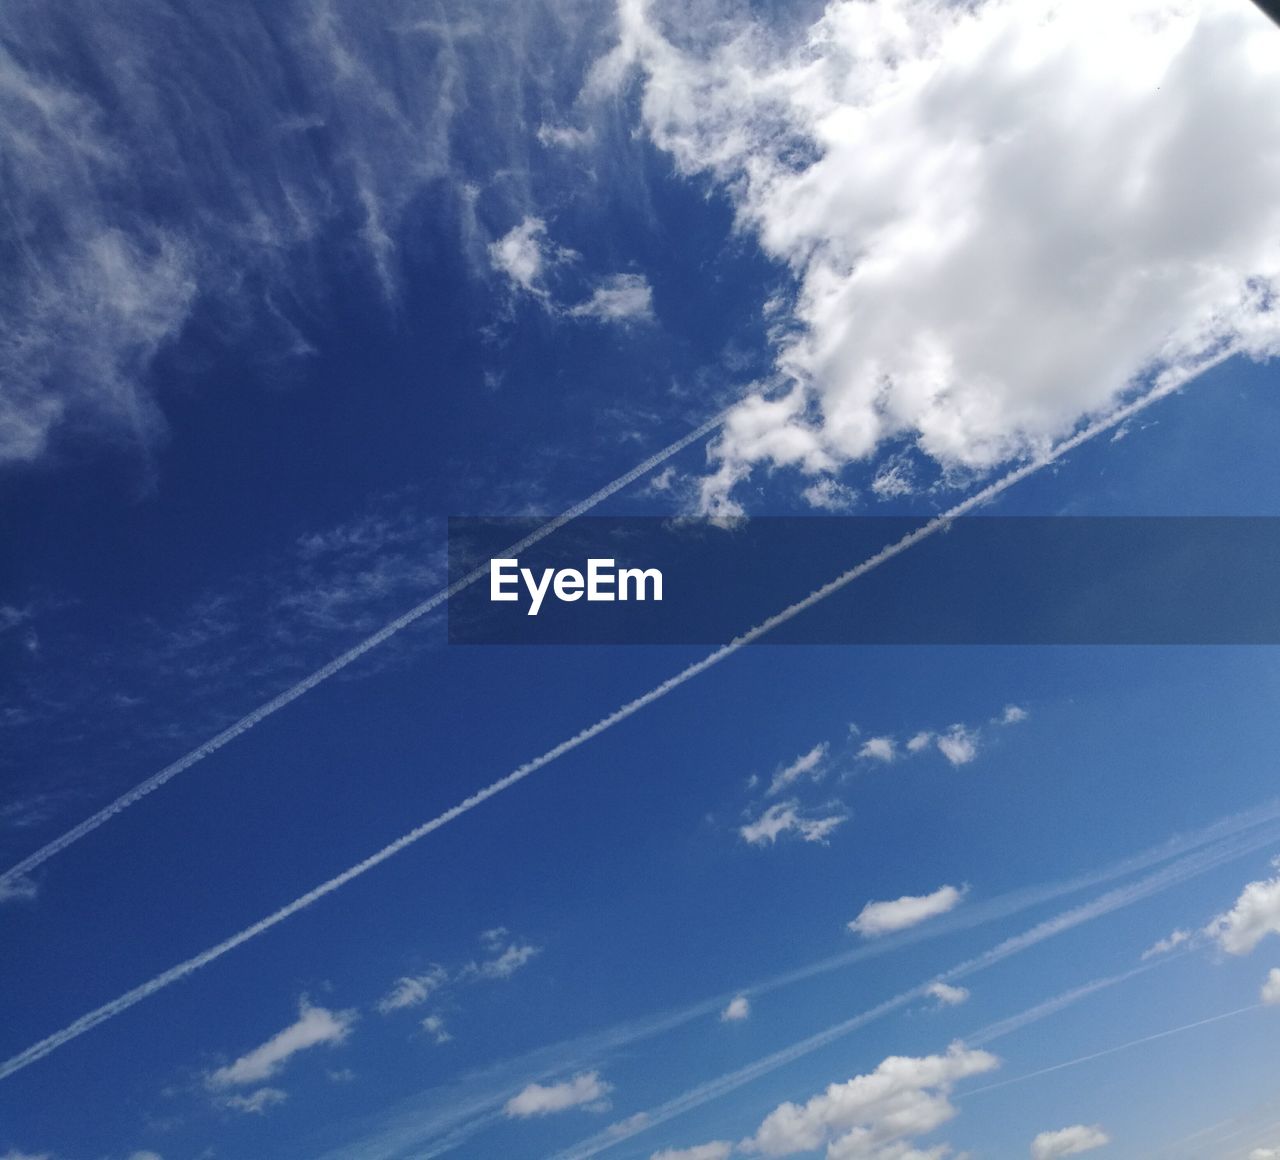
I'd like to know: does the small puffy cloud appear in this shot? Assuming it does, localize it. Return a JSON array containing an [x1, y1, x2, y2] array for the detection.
[[768, 743, 829, 796], [1251, 1149, 1280, 1159], [741, 1042, 997, 1157], [849, 885, 967, 937], [377, 967, 448, 1014], [926, 982, 970, 1008], [1262, 968, 1280, 1006], [504, 1071, 612, 1118], [1141, 929, 1191, 960], [488, 217, 558, 294], [421, 1014, 453, 1044], [741, 801, 847, 846], [906, 731, 934, 754], [936, 726, 979, 767], [651, 1145, 732, 1160], [998, 705, 1029, 725], [857, 736, 895, 763], [221, 1087, 288, 1115], [469, 938, 541, 980], [1030, 1125, 1110, 1159], [569, 273, 654, 323], [721, 995, 750, 1022], [1205, 872, 1280, 955], [206, 1001, 355, 1089], [801, 478, 858, 512], [128, 1152, 164, 1160]]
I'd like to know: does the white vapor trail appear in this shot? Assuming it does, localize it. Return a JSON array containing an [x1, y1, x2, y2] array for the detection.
[[0, 412, 727, 898], [0, 358, 1224, 1081], [549, 822, 1280, 1159], [961, 1004, 1262, 1099]]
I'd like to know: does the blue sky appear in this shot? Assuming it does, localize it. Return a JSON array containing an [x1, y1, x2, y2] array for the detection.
[[4, 2, 1280, 1159]]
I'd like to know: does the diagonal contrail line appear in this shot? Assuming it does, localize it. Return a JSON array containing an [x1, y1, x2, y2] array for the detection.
[[0, 412, 727, 897]]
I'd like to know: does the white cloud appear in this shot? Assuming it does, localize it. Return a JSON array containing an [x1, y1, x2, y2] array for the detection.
[[858, 736, 895, 763], [998, 705, 1028, 726], [422, 1014, 453, 1044], [1262, 968, 1280, 1006], [220, 1087, 288, 1115], [905, 731, 934, 754], [1140, 929, 1191, 960], [0, 1152, 52, 1160], [490, 217, 559, 295], [741, 801, 847, 846], [504, 1071, 613, 1117], [925, 982, 970, 1008], [849, 885, 967, 937], [741, 1042, 997, 1157], [0, 874, 37, 904], [768, 742, 829, 796], [568, 273, 655, 323], [1251, 1149, 1280, 1159], [127, 1152, 164, 1160], [601, 0, 1280, 517], [1030, 1124, 1110, 1159], [720, 995, 750, 1022], [1205, 872, 1280, 955], [377, 967, 449, 1014], [936, 726, 979, 767], [470, 939, 541, 980], [651, 1145, 732, 1160], [206, 1001, 355, 1089], [801, 478, 859, 512]]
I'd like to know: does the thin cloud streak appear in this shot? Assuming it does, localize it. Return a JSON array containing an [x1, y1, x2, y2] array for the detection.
[[0, 359, 1228, 1081], [0, 411, 727, 898]]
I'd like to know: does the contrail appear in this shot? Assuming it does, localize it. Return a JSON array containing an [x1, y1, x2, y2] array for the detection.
[[961, 1003, 1262, 1099], [0, 360, 1222, 1081], [548, 824, 1278, 1159], [0, 411, 727, 898]]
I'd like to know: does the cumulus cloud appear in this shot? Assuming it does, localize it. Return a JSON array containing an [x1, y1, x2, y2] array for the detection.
[[1030, 1125, 1110, 1159], [858, 737, 896, 763], [1204, 871, 1280, 955], [905, 731, 934, 754], [802, 478, 859, 512], [568, 273, 655, 323], [720, 995, 750, 1022], [206, 1001, 355, 1089], [768, 742, 829, 796], [469, 940, 541, 980], [740, 1042, 997, 1157], [651, 1145, 732, 1160], [504, 1071, 613, 1117], [1262, 968, 1280, 1006], [849, 885, 967, 937], [598, 0, 1280, 516], [934, 726, 979, 767], [1251, 1149, 1280, 1159], [377, 967, 449, 1014], [998, 705, 1029, 726], [489, 217, 570, 296], [741, 801, 847, 846], [925, 982, 970, 1008]]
